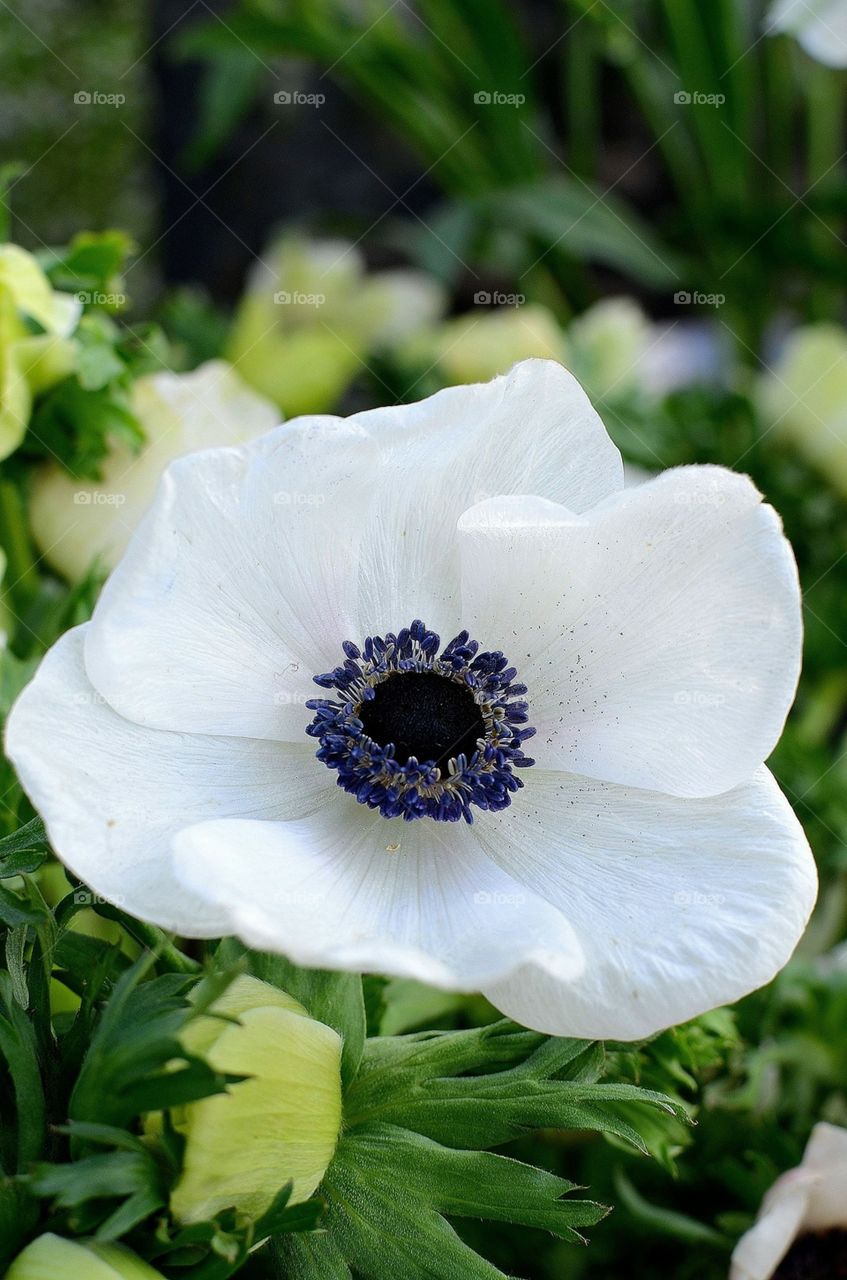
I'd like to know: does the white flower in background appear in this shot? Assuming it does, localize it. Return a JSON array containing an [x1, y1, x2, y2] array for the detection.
[[730, 1123, 847, 1279], [566, 297, 727, 406], [566, 297, 652, 403], [767, 0, 847, 66], [29, 360, 278, 582], [757, 323, 847, 498], [227, 234, 446, 416], [6, 359, 816, 1040]]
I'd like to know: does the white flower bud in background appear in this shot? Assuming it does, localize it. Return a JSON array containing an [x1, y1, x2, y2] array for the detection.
[[28, 360, 278, 583], [756, 323, 847, 497], [730, 1123, 847, 1279], [419, 302, 567, 385], [566, 297, 727, 406], [227, 234, 446, 415], [767, 0, 847, 67], [166, 974, 343, 1225], [6, 1233, 164, 1279], [566, 296, 652, 403]]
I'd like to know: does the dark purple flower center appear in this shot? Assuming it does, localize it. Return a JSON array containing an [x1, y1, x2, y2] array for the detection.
[[773, 1229, 847, 1279], [305, 619, 535, 823], [358, 670, 486, 769]]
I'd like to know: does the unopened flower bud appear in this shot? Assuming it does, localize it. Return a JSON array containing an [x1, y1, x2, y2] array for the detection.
[[6, 1233, 163, 1279], [168, 974, 343, 1225]]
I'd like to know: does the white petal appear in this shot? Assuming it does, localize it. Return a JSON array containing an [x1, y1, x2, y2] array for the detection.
[[350, 358, 623, 638], [474, 766, 816, 1039], [730, 1169, 816, 1280], [731, 1122, 847, 1278], [458, 466, 801, 797], [85, 418, 381, 741], [172, 799, 584, 990], [5, 626, 328, 936], [768, 0, 847, 66], [802, 1122, 847, 1231]]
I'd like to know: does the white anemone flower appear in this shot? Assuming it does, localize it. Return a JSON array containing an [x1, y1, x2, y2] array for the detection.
[[5, 359, 816, 1039], [767, 0, 847, 66], [730, 1123, 847, 1279]]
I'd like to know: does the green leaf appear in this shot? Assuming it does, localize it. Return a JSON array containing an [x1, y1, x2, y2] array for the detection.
[[26, 377, 144, 480], [346, 1022, 685, 1154], [0, 972, 46, 1171], [69, 957, 230, 1132], [613, 1168, 729, 1247], [477, 176, 683, 287], [42, 230, 135, 299], [0, 817, 49, 879], [75, 316, 128, 390], [0, 162, 25, 241], [0, 883, 45, 927], [279, 1123, 605, 1280]]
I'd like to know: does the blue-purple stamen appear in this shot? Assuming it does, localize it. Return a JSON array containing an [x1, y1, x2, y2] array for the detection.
[[305, 619, 536, 823]]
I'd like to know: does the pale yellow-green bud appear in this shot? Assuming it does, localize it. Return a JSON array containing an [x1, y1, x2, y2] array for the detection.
[[167, 974, 343, 1226], [756, 323, 847, 497], [425, 303, 568, 385], [28, 360, 278, 583], [6, 1233, 163, 1280], [0, 245, 81, 460], [227, 234, 445, 415], [566, 296, 652, 403]]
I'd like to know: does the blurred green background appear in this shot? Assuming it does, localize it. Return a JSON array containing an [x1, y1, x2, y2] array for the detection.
[[2, 2, 847, 1277]]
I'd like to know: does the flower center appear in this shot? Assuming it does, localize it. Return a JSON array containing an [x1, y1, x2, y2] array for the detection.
[[305, 618, 535, 823], [773, 1229, 847, 1279], [358, 671, 486, 768]]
